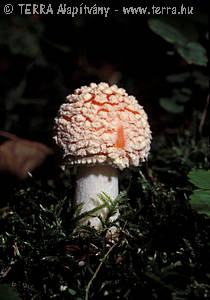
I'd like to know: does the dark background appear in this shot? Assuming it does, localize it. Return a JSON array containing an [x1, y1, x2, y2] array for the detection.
[[0, 2, 208, 142], [0, 2, 209, 299]]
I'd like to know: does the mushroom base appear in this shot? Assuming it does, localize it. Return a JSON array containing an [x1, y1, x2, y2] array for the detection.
[[75, 165, 119, 230]]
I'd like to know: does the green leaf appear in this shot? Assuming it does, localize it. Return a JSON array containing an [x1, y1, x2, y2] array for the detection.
[[172, 91, 190, 103], [148, 18, 207, 66], [9, 30, 41, 57], [166, 72, 191, 83], [159, 98, 184, 114], [0, 17, 42, 57], [74, 203, 106, 222], [177, 42, 208, 66], [193, 71, 209, 88], [188, 170, 210, 189], [0, 284, 22, 300], [148, 19, 188, 46], [180, 88, 192, 96], [68, 288, 77, 295], [159, 88, 192, 114], [190, 190, 210, 215]]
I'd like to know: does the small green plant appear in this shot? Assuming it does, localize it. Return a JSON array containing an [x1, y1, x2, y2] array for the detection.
[[148, 17, 208, 67], [188, 169, 210, 215], [148, 16, 208, 115], [74, 191, 127, 232]]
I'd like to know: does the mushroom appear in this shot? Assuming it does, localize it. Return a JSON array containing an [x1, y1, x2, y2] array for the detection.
[[53, 82, 151, 230]]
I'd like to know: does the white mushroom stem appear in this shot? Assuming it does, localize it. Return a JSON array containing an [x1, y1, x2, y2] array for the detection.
[[75, 165, 119, 229]]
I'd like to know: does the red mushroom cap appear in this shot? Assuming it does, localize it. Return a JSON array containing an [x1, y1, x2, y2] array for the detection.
[[54, 82, 151, 170]]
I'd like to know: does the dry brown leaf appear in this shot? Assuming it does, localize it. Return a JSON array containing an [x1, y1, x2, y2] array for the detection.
[[0, 131, 53, 180]]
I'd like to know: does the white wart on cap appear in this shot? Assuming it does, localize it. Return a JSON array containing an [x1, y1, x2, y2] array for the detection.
[[54, 82, 151, 230]]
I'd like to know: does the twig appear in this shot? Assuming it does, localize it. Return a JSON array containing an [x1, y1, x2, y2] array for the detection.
[[13, 242, 21, 256], [85, 242, 117, 300], [1, 242, 21, 279], [199, 95, 209, 137], [1, 266, 12, 278]]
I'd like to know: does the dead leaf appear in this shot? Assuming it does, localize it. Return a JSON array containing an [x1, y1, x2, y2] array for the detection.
[[0, 131, 53, 180]]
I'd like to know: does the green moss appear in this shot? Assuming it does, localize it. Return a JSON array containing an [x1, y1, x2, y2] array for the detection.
[[0, 129, 209, 300]]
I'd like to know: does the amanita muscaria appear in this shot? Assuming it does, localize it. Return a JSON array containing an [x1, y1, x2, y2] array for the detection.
[[53, 82, 151, 229]]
